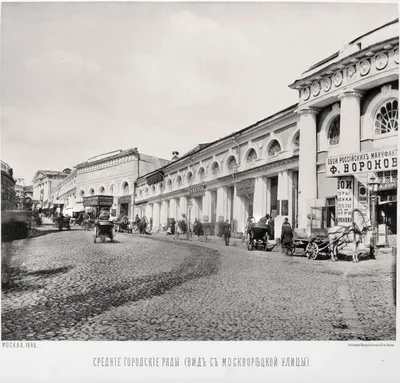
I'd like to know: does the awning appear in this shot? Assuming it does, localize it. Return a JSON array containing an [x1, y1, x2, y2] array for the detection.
[[135, 200, 148, 206]]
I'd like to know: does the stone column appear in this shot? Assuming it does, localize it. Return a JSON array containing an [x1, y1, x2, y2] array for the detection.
[[338, 91, 363, 155], [216, 187, 228, 221], [169, 198, 177, 220], [338, 91, 363, 209], [253, 177, 266, 220], [233, 185, 246, 234], [160, 200, 168, 228], [297, 108, 319, 229], [203, 191, 212, 221], [179, 196, 188, 220], [275, 170, 290, 233], [153, 202, 160, 230]]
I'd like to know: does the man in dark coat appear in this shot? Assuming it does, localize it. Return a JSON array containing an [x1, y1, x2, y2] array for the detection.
[[281, 218, 293, 246], [223, 220, 231, 246]]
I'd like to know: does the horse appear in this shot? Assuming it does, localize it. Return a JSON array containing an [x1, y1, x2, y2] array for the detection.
[[327, 208, 371, 263]]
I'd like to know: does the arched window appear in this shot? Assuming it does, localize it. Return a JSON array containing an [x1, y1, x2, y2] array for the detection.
[[292, 131, 300, 149], [227, 156, 237, 171], [176, 176, 182, 186], [246, 148, 258, 163], [109, 184, 115, 196], [328, 116, 340, 146], [144, 187, 149, 195], [211, 162, 220, 174], [198, 167, 205, 179], [151, 185, 156, 194], [374, 99, 398, 135], [268, 140, 281, 157], [79, 190, 85, 201], [89, 188, 95, 196], [122, 182, 129, 195], [167, 179, 173, 189], [187, 172, 194, 184], [159, 182, 164, 191], [99, 186, 105, 195]]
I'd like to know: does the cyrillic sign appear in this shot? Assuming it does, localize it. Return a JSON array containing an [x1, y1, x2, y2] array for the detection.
[[188, 185, 206, 197], [83, 195, 114, 207], [118, 195, 132, 204], [326, 147, 397, 177], [236, 179, 255, 196], [336, 177, 354, 225]]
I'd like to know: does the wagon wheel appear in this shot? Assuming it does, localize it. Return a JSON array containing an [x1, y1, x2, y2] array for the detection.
[[94, 236, 97, 243], [306, 241, 319, 260]]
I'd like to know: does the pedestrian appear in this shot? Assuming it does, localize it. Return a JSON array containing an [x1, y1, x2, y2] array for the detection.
[[281, 218, 293, 248], [258, 214, 269, 225], [223, 220, 231, 246]]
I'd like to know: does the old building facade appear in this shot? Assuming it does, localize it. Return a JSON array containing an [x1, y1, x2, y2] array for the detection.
[[134, 19, 398, 238], [50, 148, 169, 218], [1, 160, 16, 211]]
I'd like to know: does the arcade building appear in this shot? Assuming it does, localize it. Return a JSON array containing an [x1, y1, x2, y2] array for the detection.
[[133, 19, 398, 243]]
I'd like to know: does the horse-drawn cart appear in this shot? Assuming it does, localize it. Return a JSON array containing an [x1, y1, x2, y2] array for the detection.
[[292, 207, 372, 262], [247, 223, 275, 251]]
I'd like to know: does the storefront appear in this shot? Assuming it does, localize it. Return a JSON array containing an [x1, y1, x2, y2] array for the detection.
[[83, 195, 114, 217], [118, 195, 132, 218]]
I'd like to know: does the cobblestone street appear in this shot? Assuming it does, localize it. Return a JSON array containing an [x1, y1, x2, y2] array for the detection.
[[1, 228, 396, 341]]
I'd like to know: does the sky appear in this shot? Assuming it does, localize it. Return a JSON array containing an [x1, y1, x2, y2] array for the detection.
[[1, 1, 398, 183]]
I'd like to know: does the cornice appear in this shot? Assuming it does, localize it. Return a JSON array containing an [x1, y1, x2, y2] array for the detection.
[[337, 90, 365, 100]]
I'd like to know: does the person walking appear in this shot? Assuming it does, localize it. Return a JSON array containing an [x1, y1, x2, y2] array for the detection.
[[280, 218, 293, 253], [223, 220, 231, 246]]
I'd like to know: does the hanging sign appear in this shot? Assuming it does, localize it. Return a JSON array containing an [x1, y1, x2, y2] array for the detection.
[[83, 195, 114, 207], [188, 184, 206, 198], [336, 177, 354, 225], [236, 179, 255, 196], [326, 147, 397, 177]]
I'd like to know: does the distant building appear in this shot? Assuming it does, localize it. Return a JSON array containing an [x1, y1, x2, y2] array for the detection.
[[1, 160, 17, 211], [14, 177, 25, 209], [50, 148, 169, 218], [32, 169, 71, 211]]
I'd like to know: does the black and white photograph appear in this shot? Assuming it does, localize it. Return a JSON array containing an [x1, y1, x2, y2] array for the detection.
[[1, 0, 398, 381]]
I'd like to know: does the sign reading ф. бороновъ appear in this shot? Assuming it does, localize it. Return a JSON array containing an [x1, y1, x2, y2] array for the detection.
[[326, 147, 397, 177]]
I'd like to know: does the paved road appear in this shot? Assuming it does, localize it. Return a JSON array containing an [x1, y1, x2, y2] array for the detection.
[[1, 228, 396, 341]]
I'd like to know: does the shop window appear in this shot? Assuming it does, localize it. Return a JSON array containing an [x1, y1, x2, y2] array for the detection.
[[211, 162, 220, 174], [328, 116, 340, 146], [292, 131, 300, 149], [246, 149, 258, 163], [268, 140, 281, 157], [227, 156, 237, 171], [374, 99, 398, 135]]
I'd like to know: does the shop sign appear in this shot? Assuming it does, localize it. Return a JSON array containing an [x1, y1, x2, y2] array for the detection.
[[188, 184, 206, 198], [146, 172, 164, 185], [378, 181, 397, 191], [118, 195, 132, 204], [83, 195, 114, 207], [336, 177, 354, 225], [236, 179, 255, 197], [326, 147, 397, 177], [358, 183, 368, 218]]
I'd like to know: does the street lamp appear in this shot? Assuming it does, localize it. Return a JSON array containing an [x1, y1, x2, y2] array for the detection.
[[368, 174, 381, 259], [187, 198, 193, 240]]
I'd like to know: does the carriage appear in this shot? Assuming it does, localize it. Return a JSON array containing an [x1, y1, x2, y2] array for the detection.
[[115, 215, 132, 233], [246, 222, 275, 251], [54, 216, 71, 231], [93, 220, 114, 243], [291, 207, 371, 262]]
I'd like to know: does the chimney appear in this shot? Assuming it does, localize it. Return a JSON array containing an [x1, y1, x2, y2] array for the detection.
[[172, 151, 180, 161]]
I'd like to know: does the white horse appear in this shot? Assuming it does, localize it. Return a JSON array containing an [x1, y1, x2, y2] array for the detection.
[[327, 209, 371, 263]]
